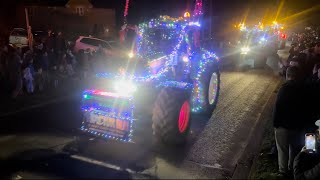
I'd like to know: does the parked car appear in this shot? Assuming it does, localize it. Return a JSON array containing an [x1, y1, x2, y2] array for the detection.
[[74, 36, 130, 58], [9, 28, 31, 48]]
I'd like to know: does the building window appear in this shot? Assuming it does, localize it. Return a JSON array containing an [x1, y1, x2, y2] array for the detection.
[[76, 7, 84, 16]]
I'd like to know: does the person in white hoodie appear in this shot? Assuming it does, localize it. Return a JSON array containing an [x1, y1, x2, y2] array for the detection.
[[23, 59, 35, 94]]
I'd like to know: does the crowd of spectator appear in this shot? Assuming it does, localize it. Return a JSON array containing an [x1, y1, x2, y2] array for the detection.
[[273, 26, 320, 180], [0, 30, 110, 99]]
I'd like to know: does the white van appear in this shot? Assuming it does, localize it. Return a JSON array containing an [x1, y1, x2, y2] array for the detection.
[[9, 28, 31, 48]]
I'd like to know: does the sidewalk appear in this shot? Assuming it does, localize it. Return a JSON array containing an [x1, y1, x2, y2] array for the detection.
[[248, 115, 279, 179], [248, 85, 284, 179]]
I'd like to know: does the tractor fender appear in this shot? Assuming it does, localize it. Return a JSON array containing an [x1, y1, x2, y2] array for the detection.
[[156, 81, 193, 91], [190, 51, 220, 113]]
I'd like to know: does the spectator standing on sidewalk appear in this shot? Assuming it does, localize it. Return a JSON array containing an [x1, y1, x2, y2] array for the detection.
[[65, 50, 75, 77], [23, 58, 35, 94], [48, 48, 57, 68], [0, 45, 8, 87], [46, 29, 55, 51], [42, 51, 50, 83], [77, 49, 89, 79], [294, 147, 320, 180], [273, 66, 308, 176], [311, 42, 320, 65], [8, 48, 23, 98], [55, 31, 66, 61]]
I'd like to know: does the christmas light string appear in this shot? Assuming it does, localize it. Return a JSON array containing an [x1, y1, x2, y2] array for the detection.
[[81, 15, 220, 142]]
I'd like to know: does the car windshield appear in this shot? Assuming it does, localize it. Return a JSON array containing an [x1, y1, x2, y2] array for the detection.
[[11, 29, 27, 36], [139, 28, 180, 59]]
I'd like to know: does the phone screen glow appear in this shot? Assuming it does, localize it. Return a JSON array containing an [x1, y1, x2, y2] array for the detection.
[[306, 135, 316, 150]]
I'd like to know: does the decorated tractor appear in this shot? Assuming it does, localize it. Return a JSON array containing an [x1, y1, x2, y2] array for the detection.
[[80, 15, 220, 145], [236, 22, 284, 69]]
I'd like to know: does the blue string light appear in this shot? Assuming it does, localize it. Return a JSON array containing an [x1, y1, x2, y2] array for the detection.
[[81, 90, 135, 142], [81, 15, 220, 141]]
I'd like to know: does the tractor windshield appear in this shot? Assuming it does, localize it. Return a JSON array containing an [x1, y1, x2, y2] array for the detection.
[[139, 28, 181, 59]]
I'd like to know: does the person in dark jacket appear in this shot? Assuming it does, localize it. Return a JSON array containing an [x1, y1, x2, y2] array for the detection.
[[273, 66, 308, 175], [294, 147, 320, 180]]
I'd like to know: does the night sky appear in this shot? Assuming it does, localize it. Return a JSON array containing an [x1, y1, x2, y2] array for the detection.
[[0, 0, 319, 29]]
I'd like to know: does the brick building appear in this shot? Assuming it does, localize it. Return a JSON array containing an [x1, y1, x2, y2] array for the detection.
[[15, 0, 116, 39]]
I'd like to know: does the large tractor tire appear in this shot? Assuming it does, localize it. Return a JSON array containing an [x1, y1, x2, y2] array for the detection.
[[200, 70, 220, 117], [152, 88, 190, 145]]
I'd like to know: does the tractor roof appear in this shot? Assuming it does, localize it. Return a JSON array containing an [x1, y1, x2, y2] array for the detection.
[[138, 15, 198, 31]]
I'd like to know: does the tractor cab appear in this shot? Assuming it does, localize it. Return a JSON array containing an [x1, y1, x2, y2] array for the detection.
[[134, 16, 202, 80]]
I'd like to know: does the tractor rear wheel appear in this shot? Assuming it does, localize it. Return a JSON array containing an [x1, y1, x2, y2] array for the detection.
[[152, 88, 190, 145]]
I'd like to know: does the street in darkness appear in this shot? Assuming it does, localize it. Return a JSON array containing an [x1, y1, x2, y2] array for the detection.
[[1, 0, 318, 178], [0, 68, 281, 179]]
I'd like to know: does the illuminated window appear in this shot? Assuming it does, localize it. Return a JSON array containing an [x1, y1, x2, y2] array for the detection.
[[76, 7, 84, 16]]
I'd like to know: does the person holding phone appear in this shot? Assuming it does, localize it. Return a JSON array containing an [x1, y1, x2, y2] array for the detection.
[[294, 144, 320, 180], [273, 66, 309, 176]]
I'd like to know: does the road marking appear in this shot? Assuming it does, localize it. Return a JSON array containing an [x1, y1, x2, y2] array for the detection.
[[185, 160, 231, 171], [0, 95, 75, 118], [70, 154, 136, 174]]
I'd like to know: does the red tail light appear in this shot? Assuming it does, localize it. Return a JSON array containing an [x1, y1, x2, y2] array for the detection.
[[281, 33, 287, 39]]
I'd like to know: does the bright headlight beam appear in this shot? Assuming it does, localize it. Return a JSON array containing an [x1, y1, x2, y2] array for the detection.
[[114, 80, 137, 96], [128, 52, 134, 58], [240, 47, 250, 54]]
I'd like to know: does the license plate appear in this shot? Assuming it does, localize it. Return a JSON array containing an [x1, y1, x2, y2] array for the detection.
[[86, 112, 130, 138]]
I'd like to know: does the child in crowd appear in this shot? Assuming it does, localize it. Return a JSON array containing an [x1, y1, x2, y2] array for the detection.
[[23, 59, 35, 94]]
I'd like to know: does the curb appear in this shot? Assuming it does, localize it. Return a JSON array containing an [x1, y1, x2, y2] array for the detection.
[[231, 78, 281, 179]]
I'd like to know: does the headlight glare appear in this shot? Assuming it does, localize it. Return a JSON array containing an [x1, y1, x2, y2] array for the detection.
[[114, 80, 137, 96], [241, 47, 250, 54], [128, 52, 134, 58]]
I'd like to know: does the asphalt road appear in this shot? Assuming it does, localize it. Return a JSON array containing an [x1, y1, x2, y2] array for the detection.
[[0, 64, 282, 179]]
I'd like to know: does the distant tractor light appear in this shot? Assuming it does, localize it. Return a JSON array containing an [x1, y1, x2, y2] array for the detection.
[[241, 47, 250, 54], [259, 37, 267, 44], [128, 52, 134, 58], [260, 37, 266, 41], [281, 33, 287, 39], [240, 26, 246, 31]]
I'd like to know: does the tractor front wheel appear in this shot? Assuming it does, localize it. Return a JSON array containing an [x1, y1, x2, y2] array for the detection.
[[202, 70, 220, 117], [152, 88, 190, 145]]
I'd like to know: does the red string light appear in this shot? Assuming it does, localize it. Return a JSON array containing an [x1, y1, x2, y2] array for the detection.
[[193, 0, 203, 16], [124, 0, 129, 17]]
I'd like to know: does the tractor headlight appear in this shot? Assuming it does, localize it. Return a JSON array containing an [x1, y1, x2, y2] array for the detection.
[[114, 80, 137, 96], [128, 52, 134, 58], [240, 47, 250, 54]]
